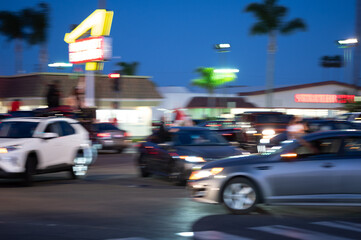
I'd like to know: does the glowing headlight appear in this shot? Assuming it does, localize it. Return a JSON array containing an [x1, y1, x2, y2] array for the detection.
[[262, 129, 275, 136], [0, 145, 22, 153], [189, 167, 224, 180], [179, 156, 205, 163]]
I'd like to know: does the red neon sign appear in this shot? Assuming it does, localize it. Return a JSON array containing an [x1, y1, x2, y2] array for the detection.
[[108, 73, 120, 78], [294, 94, 355, 103], [69, 36, 112, 64]]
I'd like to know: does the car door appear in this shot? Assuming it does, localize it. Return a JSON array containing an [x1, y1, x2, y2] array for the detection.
[[40, 121, 65, 167], [58, 121, 79, 165], [263, 137, 343, 203], [334, 136, 361, 196]]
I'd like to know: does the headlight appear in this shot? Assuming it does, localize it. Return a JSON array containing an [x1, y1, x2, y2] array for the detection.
[[262, 129, 275, 136], [189, 167, 224, 180], [178, 156, 205, 163], [0, 145, 22, 153]]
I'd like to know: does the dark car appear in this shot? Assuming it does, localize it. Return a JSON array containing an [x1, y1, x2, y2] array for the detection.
[[188, 130, 361, 214], [235, 112, 293, 152], [136, 126, 244, 185], [197, 120, 244, 144], [92, 123, 131, 153], [264, 119, 361, 149]]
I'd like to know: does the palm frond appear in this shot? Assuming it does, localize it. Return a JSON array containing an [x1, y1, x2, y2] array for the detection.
[[280, 18, 307, 34]]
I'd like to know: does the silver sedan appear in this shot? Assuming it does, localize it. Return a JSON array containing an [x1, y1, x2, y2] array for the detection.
[[188, 130, 361, 214]]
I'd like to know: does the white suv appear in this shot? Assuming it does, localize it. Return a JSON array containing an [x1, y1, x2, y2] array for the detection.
[[0, 117, 94, 185]]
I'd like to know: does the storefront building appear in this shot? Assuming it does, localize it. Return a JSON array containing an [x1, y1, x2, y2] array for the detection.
[[0, 73, 162, 137]]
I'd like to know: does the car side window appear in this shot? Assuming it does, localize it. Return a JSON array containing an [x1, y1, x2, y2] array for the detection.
[[294, 138, 341, 158], [343, 137, 361, 156], [59, 121, 75, 136], [44, 122, 62, 136]]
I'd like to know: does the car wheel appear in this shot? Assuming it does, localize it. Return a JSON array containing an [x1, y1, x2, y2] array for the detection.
[[138, 155, 150, 177], [116, 148, 124, 154], [169, 161, 186, 186], [222, 177, 259, 214], [69, 151, 88, 179], [23, 155, 37, 187]]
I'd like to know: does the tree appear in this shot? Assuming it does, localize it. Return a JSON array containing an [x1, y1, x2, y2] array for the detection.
[[244, 0, 307, 107], [24, 3, 50, 72], [116, 61, 139, 75], [0, 10, 27, 73], [191, 67, 236, 116], [0, 3, 49, 73]]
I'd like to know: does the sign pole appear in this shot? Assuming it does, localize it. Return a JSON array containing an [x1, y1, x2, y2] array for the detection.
[[85, 70, 95, 107]]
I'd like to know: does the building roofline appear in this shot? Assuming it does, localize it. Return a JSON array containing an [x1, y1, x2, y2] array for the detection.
[[0, 72, 151, 79], [238, 81, 360, 96]]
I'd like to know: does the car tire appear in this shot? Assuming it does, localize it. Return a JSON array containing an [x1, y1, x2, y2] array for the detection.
[[116, 148, 124, 154], [23, 155, 37, 187], [138, 155, 150, 177], [222, 177, 259, 214], [169, 161, 186, 186]]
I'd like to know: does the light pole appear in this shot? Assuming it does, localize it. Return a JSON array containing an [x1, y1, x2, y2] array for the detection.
[[337, 38, 358, 84]]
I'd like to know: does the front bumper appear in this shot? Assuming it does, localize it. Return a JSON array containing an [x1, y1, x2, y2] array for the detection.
[[187, 177, 224, 204]]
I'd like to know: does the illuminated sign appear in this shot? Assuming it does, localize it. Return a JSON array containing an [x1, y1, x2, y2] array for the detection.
[[64, 9, 113, 71], [294, 94, 355, 103], [108, 73, 120, 78], [69, 36, 112, 64]]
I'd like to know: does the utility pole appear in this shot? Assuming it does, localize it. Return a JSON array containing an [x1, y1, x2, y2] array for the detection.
[[353, 0, 361, 93]]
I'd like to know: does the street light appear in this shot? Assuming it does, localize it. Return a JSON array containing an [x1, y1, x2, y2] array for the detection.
[[48, 62, 73, 68], [337, 38, 358, 84]]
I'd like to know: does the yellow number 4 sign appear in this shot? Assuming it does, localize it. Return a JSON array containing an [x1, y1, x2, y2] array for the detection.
[[64, 9, 114, 71]]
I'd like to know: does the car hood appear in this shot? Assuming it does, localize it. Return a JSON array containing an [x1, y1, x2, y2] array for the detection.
[[0, 138, 29, 146], [174, 145, 243, 161], [202, 154, 270, 169]]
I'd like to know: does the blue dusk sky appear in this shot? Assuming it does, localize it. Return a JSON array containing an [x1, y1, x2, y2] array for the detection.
[[0, 0, 357, 90]]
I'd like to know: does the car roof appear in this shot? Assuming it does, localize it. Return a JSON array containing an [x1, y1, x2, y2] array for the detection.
[[303, 130, 361, 140], [2, 117, 78, 123], [170, 126, 209, 131]]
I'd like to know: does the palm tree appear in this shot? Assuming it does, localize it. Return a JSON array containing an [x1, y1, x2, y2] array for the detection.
[[24, 3, 50, 72], [191, 67, 236, 117], [0, 3, 49, 73], [0, 10, 26, 73], [116, 61, 139, 75], [245, 0, 307, 107]]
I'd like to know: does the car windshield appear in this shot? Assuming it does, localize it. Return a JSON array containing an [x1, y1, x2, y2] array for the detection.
[[173, 130, 229, 146], [255, 114, 292, 124], [94, 123, 120, 131], [0, 121, 39, 138]]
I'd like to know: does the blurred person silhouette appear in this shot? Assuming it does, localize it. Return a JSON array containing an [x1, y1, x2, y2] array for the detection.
[[156, 116, 171, 143], [66, 87, 83, 110], [287, 116, 306, 140], [10, 99, 21, 112], [46, 81, 61, 108]]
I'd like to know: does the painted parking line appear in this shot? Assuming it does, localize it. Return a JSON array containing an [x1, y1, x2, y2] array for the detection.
[[106, 238, 149, 240], [194, 231, 252, 240], [250, 225, 351, 240], [313, 221, 361, 232]]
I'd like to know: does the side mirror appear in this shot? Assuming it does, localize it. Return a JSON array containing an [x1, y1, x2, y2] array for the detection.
[[42, 132, 59, 139]]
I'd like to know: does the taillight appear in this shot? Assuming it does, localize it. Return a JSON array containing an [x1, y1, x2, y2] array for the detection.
[[97, 132, 111, 138], [124, 131, 130, 138]]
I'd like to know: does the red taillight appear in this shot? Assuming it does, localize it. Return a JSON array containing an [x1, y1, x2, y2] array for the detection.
[[97, 132, 111, 138], [124, 131, 130, 138]]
